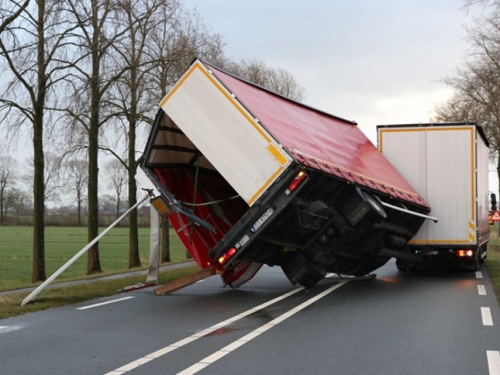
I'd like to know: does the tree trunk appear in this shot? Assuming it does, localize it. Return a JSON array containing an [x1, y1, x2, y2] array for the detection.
[[116, 195, 120, 220], [87, 118, 101, 273], [77, 190, 81, 226], [87, 26, 101, 273], [0, 188, 4, 225], [32, 113, 46, 282], [127, 57, 140, 268], [128, 170, 140, 268], [32, 0, 47, 283], [86, 0, 102, 274], [161, 218, 170, 263]]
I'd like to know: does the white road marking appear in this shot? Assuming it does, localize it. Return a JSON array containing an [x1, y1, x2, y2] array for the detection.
[[478, 285, 487, 296], [0, 325, 22, 334], [476, 271, 484, 279], [481, 307, 494, 326], [176, 280, 349, 375], [103, 286, 307, 375], [487, 351, 500, 375], [76, 296, 135, 310]]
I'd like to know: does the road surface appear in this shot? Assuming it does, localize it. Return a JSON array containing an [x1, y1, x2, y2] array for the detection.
[[1, 260, 499, 375]]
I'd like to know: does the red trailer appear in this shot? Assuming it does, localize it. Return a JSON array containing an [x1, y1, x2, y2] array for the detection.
[[141, 59, 435, 288]]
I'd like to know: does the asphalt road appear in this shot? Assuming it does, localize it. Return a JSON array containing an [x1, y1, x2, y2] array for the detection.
[[1, 260, 499, 375]]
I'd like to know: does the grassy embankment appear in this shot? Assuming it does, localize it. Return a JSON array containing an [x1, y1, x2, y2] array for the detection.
[[485, 228, 500, 305], [0, 226, 198, 319]]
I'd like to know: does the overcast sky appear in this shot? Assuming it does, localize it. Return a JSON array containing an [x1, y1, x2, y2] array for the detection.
[[182, 0, 480, 143]]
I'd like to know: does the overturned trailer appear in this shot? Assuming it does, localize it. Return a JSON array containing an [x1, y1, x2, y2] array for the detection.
[[141, 59, 435, 289]]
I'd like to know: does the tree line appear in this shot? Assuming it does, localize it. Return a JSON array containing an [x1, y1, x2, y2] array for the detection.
[[0, 0, 304, 283], [435, 0, 500, 195]]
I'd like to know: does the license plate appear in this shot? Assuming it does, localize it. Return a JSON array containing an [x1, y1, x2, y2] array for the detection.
[[250, 208, 274, 233]]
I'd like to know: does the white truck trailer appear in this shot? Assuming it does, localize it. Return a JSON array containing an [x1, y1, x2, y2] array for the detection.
[[377, 123, 490, 270]]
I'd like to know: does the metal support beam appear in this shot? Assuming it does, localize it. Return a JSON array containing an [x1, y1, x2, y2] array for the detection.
[[21, 194, 151, 306]]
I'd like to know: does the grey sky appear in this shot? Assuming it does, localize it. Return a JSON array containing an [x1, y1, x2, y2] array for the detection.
[[183, 0, 478, 142]]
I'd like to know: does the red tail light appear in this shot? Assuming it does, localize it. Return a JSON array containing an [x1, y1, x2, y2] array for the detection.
[[218, 247, 237, 265], [457, 249, 474, 257], [289, 171, 307, 192]]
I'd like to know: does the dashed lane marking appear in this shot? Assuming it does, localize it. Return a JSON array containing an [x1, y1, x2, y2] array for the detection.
[[482, 307, 494, 326], [76, 296, 135, 310], [476, 271, 483, 279], [487, 351, 500, 375], [478, 285, 487, 296]]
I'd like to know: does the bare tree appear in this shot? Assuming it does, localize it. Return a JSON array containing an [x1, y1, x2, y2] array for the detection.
[[105, 159, 127, 219], [435, 2, 500, 197], [63, 0, 137, 274], [65, 158, 88, 226], [0, 0, 73, 282], [0, 156, 17, 225], [145, 4, 226, 103], [102, 0, 173, 268], [0, 0, 30, 34], [103, 1, 227, 267], [225, 58, 305, 101], [24, 153, 64, 203], [5, 187, 31, 223]]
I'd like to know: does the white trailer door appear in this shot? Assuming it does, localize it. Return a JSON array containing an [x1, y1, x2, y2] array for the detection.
[[379, 126, 476, 245], [160, 60, 293, 206]]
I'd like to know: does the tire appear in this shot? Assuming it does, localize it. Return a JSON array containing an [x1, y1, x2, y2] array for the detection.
[[396, 259, 409, 271], [298, 264, 326, 288]]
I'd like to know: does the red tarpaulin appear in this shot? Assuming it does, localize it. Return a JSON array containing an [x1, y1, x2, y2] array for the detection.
[[207, 63, 429, 210]]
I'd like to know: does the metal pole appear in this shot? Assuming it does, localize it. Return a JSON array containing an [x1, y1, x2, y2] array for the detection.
[[146, 206, 161, 284], [379, 201, 438, 223], [21, 193, 151, 306]]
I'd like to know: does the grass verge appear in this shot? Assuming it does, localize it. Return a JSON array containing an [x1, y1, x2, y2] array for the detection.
[[485, 229, 500, 305], [0, 266, 199, 320], [0, 226, 187, 292]]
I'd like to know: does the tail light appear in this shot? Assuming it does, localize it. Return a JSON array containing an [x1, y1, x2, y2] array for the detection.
[[288, 171, 307, 193], [456, 249, 474, 257], [218, 247, 237, 265]]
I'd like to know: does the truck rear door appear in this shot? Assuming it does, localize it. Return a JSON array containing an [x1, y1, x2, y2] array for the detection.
[[160, 60, 293, 207], [378, 124, 476, 245]]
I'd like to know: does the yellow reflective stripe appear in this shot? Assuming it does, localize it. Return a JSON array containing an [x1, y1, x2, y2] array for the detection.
[[267, 144, 287, 166], [247, 166, 284, 206]]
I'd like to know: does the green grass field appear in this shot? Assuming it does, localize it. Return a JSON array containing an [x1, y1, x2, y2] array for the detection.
[[0, 226, 187, 292], [1, 225, 500, 311]]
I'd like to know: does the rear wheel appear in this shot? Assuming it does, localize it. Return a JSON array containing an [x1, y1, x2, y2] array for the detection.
[[298, 264, 326, 288]]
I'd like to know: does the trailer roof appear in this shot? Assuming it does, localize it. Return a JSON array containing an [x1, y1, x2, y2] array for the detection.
[[377, 122, 490, 148], [203, 61, 429, 210]]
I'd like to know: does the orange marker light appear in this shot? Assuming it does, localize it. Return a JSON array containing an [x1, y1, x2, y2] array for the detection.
[[150, 196, 170, 217]]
